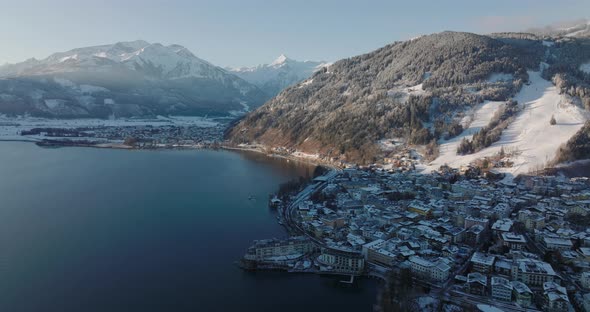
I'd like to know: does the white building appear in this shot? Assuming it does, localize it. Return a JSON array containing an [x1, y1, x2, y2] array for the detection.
[[409, 256, 450, 282], [318, 250, 364, 274], [244, 236, 314, 261], [542, 282, 571, 312], [491, 276, 513, 302], [511, 258, 557, 287], [491, 218, 513, 236], [543, 237, 573, 251], [581, 271, 590, 289], [511, 281, 533, 307], [501, 233, 527, 251], [470, 252, 495, 274], [362, 239, 396, 267]]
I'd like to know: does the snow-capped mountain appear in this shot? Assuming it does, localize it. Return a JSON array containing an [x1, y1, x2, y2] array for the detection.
[[0, 41, 268, 118], [229, 54, 328, 96]]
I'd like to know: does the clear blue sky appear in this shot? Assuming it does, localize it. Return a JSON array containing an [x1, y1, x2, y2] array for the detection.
[[0, 0, 588, 67]]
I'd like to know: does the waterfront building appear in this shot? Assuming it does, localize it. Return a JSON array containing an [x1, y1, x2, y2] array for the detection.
[[317, 250, 365, 274], [244, 236, 314, 261]]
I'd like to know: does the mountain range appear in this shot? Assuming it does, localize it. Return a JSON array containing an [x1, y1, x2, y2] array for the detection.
[[0, 40, 270, 118], [0, 43, 328, 118], [228, 55, 328, 96]]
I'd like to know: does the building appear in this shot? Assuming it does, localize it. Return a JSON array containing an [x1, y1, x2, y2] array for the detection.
[[519, 210, 545, 231], [465, 216, 490, 230], [465, 225, 485, 246], [362, 239, 396, 267], [543, 237, 573, 251], [409, 256, 450, 283], [467, 272, 488, 296], [501, 233, 527, 251], [317, 250, 365, 274], [581, 271, 590, 289], [470, 252, 496, 274], [582, 293, 590, 312], [244, 236, 314, 261], [511, 281, 533, 307], [511, 259, 557, 287], [542, 282, 571, 312], [407, 203, 432, 217], [491, 276, 513, 302], [491, 219, 513, 236]]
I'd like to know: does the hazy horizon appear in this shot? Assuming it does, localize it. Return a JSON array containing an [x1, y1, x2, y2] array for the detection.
[[0, 0, 588, 67]]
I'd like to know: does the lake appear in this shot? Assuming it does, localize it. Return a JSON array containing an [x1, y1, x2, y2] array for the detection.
[[0, 142, 377, 312]]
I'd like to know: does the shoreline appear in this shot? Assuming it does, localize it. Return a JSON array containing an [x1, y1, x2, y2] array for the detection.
[[220, 145, 341, 170], [2, 137, 338, 169]]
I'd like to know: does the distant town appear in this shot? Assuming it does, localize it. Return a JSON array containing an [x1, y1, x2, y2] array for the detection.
[[242, 164, 590, 312], [0, 115, 227, 149]]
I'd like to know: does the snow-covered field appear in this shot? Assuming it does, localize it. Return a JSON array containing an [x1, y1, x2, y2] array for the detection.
[[387, 83, 425, 103], [424, 71, 588, 177], [487, 73, 513, 83]]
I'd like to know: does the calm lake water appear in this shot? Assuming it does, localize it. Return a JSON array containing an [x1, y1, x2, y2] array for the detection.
[[0, 142, 377, 312]]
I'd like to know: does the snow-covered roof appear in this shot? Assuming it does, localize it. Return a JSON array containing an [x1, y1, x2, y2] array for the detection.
[[470, 252, 495, 266]]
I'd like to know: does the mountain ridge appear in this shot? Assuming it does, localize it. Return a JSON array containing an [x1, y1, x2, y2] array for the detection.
[[227, 31, 590, 169], [228, 54, 329, 96], [0, 41, 269, 118]]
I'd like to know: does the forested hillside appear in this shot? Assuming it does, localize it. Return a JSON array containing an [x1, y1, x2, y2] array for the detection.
[[228, 31, 544, 164]]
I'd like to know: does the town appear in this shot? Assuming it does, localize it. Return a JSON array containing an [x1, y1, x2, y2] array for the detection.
[[0, 115, 227, 148], [241, 165, 590, 312]]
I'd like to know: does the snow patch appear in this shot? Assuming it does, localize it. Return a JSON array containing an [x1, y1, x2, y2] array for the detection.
[[59, 54, 78, 63], [299, 79, 313, 88], [387, 83, 425, 103], [580, 62, 590, 74], [44, 99, 66, 109], [487, 73, 513, 83]]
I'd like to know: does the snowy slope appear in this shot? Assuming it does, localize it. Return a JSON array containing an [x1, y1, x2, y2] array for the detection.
[[427, 100, 504, 170], [564, 20, 590, 37], [425, 71, 588, 176], [229, 54, 328, 96]]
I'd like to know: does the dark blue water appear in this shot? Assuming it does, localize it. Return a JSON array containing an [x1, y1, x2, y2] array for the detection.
[[0, 142, 377, 312]]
